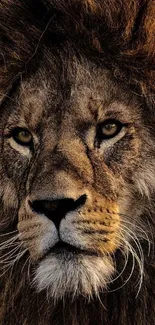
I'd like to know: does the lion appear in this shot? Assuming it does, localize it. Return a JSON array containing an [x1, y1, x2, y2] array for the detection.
[[0, 0, 155, 324]]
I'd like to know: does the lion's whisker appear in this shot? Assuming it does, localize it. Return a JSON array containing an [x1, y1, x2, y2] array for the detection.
[[0, 244, 23, 264], [0, 230, 18, 237]]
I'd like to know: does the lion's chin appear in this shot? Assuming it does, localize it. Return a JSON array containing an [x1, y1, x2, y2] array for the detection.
[[34, 251, 114, 300]]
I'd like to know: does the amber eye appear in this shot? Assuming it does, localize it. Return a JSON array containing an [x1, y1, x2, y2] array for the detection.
[[12, 128, 32, 146], [97, 119, 123, 140]]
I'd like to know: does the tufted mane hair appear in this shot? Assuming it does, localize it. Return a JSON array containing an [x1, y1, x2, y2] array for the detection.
[[0, 1, 155, 325], [0, 0, 154, 106]]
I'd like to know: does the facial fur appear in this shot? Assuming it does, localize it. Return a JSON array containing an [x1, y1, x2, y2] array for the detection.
[[0, 51, 154, 301], [0, 1, 155, 324]]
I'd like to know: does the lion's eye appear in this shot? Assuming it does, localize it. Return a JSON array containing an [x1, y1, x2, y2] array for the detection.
[[97, 119, 123, 140], [12, 128, 32, 146]]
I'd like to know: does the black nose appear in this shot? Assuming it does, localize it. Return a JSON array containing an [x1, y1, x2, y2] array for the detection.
[[29, 194, 87, 230]]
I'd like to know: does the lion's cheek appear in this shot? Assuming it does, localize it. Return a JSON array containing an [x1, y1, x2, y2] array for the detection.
[[17, 214, 58, 261]]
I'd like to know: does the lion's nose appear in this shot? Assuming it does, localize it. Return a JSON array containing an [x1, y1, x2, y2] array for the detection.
[[29, 194, 87, 230]]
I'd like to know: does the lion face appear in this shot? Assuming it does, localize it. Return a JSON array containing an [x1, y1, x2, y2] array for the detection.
[[1, 53, 155, 300]]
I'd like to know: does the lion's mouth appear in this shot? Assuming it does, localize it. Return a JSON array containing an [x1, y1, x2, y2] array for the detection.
[[42, 241, 99, 259]]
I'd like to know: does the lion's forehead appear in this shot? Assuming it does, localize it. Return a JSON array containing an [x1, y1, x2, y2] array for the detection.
[[8, 56, 140, 137]]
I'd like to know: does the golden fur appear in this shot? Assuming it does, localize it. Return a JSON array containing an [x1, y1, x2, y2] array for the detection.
[[0, 1, 155, 324]]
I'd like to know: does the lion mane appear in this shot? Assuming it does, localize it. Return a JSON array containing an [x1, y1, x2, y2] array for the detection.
[[0, 1, 155, 325]]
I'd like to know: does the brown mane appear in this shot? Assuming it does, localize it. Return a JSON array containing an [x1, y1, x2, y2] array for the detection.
[[0, 1, 155, 324], [0, 0, 154, 103]]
